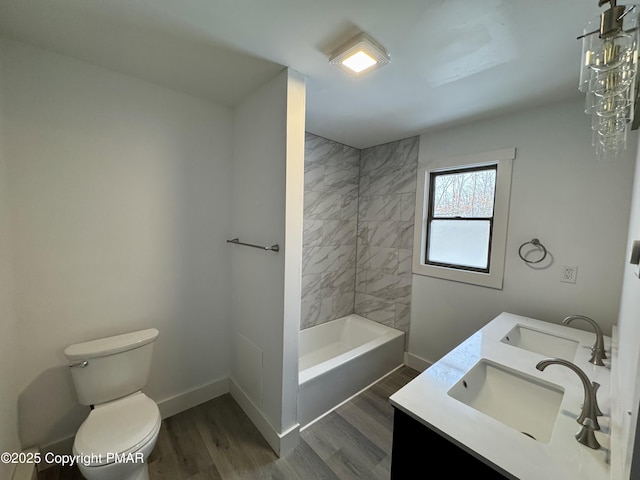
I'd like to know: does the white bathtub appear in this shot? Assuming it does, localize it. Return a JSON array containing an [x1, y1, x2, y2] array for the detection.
[[298, 314, 405, 428]]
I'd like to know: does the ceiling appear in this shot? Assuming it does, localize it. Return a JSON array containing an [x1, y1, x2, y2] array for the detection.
[[0, 0, 604, 149]]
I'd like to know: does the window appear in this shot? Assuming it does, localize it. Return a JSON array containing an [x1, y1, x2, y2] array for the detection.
[[426, 164, 497, 272], [413, 147, 514, 289]]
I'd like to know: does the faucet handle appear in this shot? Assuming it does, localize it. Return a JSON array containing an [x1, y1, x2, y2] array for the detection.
[[575, 418, 601, 449], [589, 346, 607, 366]]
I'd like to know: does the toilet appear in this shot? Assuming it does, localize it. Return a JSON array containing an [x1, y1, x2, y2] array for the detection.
[[64, 328, 161, 480]]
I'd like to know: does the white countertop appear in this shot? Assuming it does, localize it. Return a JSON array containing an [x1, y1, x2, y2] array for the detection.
[[390, 312, 613, 480]]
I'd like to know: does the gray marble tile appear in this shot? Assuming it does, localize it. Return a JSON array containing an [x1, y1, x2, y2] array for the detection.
[[358, 172, 370, 198], [397, 249, 413, 277], [322, 220, 357, 246], [303, 219, 324, 247], [354, 293, 395, 325], [358, 195, 384, 222], [304, 191, 343, 220], [301, 298, 322, 329], [358, 245, 398, 275], [358, 194, 403, 222], [331, 292, 356, 321], [367, 221, 401, 248], [365, 271, 412, 304], [368, 162, 417, 196], [304, 162, 326, 192], [324, 167, 359, 196], [400, 193, 416, 221], [398, 221, 414, 249], [395, 302, 411, 333], [357, 223, 369, 246], [302, 245, 356, 275], [301, 273, 322, 301], [360, 140, 402, 174], [355, 266, 367, 294], [303, 293, 356, 328], [402, 136, 419, 165], [325, 158, 359, 179], [342, 145, 361, 169], [305, 133, 343, 167], [340, 195, 358, 220], [321, 267, 356, 298], [364, 221, 413, 249], [301, 299, 346, 329]]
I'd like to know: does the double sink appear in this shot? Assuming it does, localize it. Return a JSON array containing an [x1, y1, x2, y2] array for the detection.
[[390, 312, 612, 478], [448, 324, 580, 444]]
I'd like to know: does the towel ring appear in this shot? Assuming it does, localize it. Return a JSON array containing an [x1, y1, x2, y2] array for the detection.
[[518, 238, 548, 264]]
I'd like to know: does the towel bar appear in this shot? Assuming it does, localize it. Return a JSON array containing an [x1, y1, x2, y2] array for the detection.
[[226, 238, 280, 252]]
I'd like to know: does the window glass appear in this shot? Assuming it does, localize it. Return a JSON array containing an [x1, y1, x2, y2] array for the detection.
[[432, 168, 496, 218], [412, 147, 514, 289], [428, 219, 491, 269]]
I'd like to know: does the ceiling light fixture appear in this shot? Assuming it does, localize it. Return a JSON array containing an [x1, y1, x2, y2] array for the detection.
[[329, 33, 390, 77], [579, 0, 639, 161]]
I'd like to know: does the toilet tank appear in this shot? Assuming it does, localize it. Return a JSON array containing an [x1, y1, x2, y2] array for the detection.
[[64, 328, 159, 406]]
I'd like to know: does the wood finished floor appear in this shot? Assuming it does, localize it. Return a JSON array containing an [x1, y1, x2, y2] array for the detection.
[[39, 366, 419, 480]]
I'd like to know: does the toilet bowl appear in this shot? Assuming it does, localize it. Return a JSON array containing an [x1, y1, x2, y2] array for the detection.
[[74, 392, 161, 480], [64, 329, 160, 480]]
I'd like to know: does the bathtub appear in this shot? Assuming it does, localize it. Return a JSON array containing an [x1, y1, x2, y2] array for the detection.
[[298, 314, 405, 428]]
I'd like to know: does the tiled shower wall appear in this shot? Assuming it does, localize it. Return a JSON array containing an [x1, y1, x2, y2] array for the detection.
[[301, 133, 419, 333], [301, 133, 359, 329], [355, 137, 418, 332]]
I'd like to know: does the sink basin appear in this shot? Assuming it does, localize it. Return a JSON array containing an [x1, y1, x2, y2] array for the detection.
[[448, 360, 564, 443], [500, 324, 579, 360]]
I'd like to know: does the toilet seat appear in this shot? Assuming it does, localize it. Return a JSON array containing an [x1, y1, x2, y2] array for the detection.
[[73, 392, 161, 467]]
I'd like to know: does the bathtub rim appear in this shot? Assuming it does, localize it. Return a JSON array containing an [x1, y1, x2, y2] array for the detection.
[[298, 314, 405, 385]]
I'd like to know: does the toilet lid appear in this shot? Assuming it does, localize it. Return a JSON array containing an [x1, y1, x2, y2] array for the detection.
[[73, 392, 161, 466]]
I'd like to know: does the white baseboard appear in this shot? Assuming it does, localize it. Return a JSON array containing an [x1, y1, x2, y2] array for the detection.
[[229, 378, 300, 457], [404, 351, 431, 372], [157, 377, 229, 420]]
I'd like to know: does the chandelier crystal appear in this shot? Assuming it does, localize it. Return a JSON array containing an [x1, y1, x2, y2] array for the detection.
[[579, 1, 639, 161]]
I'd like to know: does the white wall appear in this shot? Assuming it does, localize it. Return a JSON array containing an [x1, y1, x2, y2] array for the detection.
[[613, 135, 640, 478], [409, 97, 636, 366], [0, 40, 20, 480], [230, 68, 305, 455], [2, 38, 234, 449]]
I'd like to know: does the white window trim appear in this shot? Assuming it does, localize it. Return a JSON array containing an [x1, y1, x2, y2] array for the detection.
[[412, 147, 515, 289]]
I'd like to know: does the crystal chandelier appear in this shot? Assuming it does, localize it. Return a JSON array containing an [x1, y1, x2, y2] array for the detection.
[[579, 1, 639, 161]]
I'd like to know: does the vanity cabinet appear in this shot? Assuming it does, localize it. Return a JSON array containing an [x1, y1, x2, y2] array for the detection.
[[390, 408, 511, 479]]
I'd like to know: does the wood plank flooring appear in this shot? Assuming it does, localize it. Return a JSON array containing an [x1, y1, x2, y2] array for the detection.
[[39, 366, 419, 480]]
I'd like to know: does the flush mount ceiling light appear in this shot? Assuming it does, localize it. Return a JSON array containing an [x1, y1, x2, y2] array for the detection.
[[579, 0, 640, 161], [329, 33, 390, 77]]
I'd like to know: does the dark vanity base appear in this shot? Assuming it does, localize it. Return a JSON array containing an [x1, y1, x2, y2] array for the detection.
[[390, 408, 511, 479]]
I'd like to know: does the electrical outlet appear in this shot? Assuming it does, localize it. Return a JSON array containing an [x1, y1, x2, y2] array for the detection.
[[561, 265, 578, 284]]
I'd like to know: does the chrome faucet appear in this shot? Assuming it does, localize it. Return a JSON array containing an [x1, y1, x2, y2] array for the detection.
[[536, 358, 602, 449], [562, 315, 607, 366]]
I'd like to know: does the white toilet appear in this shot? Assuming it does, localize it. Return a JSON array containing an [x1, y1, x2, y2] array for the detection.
[[64, 328, 161, 480]]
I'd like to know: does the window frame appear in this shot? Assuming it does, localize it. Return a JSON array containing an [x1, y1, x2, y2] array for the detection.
[[412, 147, 515, 289], [425, 163, 498, 273]]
